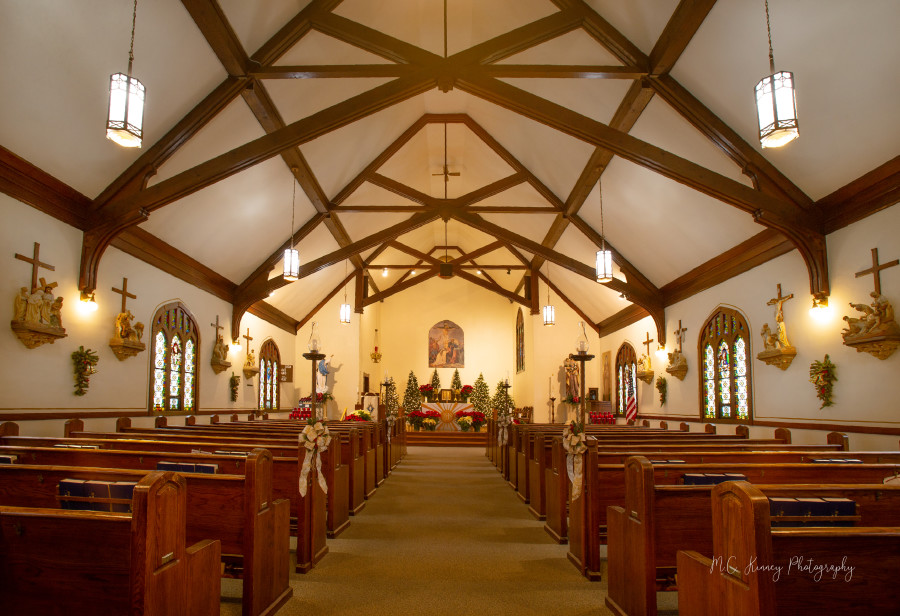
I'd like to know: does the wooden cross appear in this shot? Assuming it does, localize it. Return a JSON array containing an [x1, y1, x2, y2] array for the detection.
[[855, 247, 899, 294], [766, 283, 794, 315], [642, 331, 654, 358], [211, 315, 224, 337], [15, 242, 55, 291], [38, 277, 58, 291], [674, 320, 687, 353], [111, 277, 137, 312], [243, 328, 253, 354]]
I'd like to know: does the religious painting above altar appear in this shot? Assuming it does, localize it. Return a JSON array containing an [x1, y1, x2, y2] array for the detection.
[[428, 320, 464, 368]]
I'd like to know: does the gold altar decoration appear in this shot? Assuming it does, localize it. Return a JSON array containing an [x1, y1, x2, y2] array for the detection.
[[842, 248, 899, 360], [756, 283, 797, 370], [11, 243, 66, 349]]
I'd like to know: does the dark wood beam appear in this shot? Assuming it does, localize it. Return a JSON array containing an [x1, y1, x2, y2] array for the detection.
[[389, 241, 443, 265], [311, 12, 440, 66], [247, 301, 299, 335], [660, 229, 794, 306], [250, 0, 345, 66], [648, 0, 717, 74], [354, 269, 365, 313], [550, 0, 648, 70], [363, 269, 439, 306], [0, 146, 89, 230], [819, 155, 900, 234], [482, 65, 644, 79], [252, 65, 418, 79], [181, 0, 249, 76], [453, 173, 526, 206], [597, 305, 650, 338], [455, 269, 530, 307], [369, 174, 438, 207]]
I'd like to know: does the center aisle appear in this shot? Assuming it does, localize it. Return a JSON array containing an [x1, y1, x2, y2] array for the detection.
[[228, 446, 613, 616]]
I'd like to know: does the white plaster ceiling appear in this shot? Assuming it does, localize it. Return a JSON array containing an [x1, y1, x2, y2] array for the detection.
[[2, 0, 898, 327]]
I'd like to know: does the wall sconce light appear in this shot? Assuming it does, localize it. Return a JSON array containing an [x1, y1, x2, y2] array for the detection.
[[79, 290, 98, 312], [809, 293, 832, 322]]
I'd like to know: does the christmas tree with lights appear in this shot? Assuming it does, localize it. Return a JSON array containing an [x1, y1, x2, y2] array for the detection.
[[403, 370, 421, 412], [471, 373, 491, 414], [492, 380, 515, 414], [385, 376, 399, 416], [451, 369, 462, 391]]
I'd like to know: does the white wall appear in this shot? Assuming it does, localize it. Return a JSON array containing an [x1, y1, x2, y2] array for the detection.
[[1, 193, 296, 433]]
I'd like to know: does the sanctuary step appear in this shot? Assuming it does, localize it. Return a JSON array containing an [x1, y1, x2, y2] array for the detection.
[[405, 430, 487, 447]]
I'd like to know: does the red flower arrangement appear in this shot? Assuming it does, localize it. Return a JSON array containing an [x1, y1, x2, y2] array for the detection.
[[453, 410, 486, 430], [300, 392, 333, 402], [407, 409, 427, 429], [419, 384, 434, 394], [460, 384, 474, 397], [423, 409, 441, 421]]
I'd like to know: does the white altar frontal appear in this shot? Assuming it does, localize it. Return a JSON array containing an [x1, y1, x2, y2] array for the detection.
[[421, 402, 473, 431]]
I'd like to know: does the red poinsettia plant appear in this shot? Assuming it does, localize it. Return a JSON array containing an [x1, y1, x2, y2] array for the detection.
[[460, 384, 474, 397], [454, 410, 486, 430], [419, 384, 434, 395]]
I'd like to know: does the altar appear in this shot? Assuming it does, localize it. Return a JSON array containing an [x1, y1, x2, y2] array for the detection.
[[421, 402, 473, 431]]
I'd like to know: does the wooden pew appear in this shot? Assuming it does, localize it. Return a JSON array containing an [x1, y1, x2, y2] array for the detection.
[[606, 456, 900, 616], [570, 452, 900, 581], [92, 418, 352, 538], [0, 471, 221, 616], [677, 481, 900, 616], [2, 430, 326, 574], [0, 450, 293, 616]]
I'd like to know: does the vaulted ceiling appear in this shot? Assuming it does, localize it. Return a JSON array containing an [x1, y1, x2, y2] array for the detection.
[[2, 0, 898, 345]]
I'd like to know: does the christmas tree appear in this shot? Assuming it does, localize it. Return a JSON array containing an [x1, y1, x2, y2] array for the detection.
[[430, 369, 441, 392], [471, 373, 491, 414], [492, 380, 516, 414], [385, 376, 399, 416], [451, 369, 462, 391], [403, 370, 421, 412]]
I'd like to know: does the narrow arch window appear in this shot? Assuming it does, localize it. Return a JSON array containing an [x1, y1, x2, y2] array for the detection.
[[150, 302, 198, 413], [615, 342, 638, 416], [259, 339, 280, 411], [699, 307, 752, 421]]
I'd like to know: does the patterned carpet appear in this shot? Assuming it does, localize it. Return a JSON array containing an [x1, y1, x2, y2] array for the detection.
[[222, 446, 616, 615]]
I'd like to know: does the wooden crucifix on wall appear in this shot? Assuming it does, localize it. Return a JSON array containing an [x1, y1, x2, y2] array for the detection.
[[11, 241, 67, 348], [210, 315, 231, 373], [242, 327, 259, 378], [842, 247, 900, 360], [109, 276, 145, 360], [636, 331, 654, 383]]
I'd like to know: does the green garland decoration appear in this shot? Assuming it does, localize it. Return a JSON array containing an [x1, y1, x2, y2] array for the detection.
[[229, 372, 240, 402], [71, 346, 99, 396], [656, 376, 667, 406], [809, 354, 837, 409]]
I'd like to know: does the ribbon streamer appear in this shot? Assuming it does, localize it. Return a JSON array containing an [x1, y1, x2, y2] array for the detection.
[[562, 425, 587, 500], [497, 414, 512, 446], [298, 423, 331, 497]]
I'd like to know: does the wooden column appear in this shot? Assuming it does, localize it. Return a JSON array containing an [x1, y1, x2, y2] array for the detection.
[[302, 351, 326, 420]]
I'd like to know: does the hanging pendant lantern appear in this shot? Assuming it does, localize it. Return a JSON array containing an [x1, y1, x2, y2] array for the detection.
[[107, 1, 145, 148], [339, 260, 351, 324], [542, 264, 556, 326], [595, 180, 613, 283], [308, 321, 321, 352], [755, 0, 798, 148], [283, 170, 300, 281]]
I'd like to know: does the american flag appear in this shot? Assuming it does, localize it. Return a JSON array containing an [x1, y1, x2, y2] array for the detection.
[[625, 394, 637, 422]]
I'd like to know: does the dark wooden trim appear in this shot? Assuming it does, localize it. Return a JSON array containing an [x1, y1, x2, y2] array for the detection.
[[252, 65, 418, 79], [636, 414, 900, 438], [551, 0, 647, 70], [537, 272, 599, 335], [818, 156, 900, 234], [481, 65, 643, 79], [661, 229, 795, 306], [648, 0, 717, 74], [0, 146, 90, 229], [296, 271, 356, 331], [363, 269, 440, 306], [181, 0, 250, 77], [111, 227, 236, 302], [247, 301, 299, 334], [597, 305, 650, 337]]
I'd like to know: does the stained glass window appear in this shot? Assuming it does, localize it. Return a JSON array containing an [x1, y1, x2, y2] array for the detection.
[[148, 302, 199, 414], [698, 307, 752, 422], [259, 340, 281, 411], [615, 343, 637, 416]]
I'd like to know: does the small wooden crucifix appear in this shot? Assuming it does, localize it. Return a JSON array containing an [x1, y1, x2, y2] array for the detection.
[[243, 327, 253, 354], [674, 320, 687, 353], [766, 284, 794, 319], [855, 247, 898, 294], [111, 277, 137, 313], [211, 315, 224, 337], [642, 331, 654, 357], [15, 242, 55, 291]]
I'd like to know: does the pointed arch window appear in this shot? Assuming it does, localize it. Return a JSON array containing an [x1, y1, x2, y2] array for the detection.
[[150, 302, 199, 414], [699, 307, 752, 422], [259, 339, 281, 411], [615, 343, 638, 416]]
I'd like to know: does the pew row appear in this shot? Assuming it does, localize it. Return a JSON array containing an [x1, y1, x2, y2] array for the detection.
[[606, 456, 900, 616], [677, 481, 900, 616], [570, 452, 900, 580], [0, 450, 292, 616], [0, 471, 221, 616]]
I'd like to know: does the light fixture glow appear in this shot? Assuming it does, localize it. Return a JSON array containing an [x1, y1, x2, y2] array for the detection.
[[755, 0, 798, 148], [595, 179, 614, 283], [340, 302, 352, 324], [655, 345, 668, 360], [106, 0, 144, 148], [542, 264, 555, 326], [230, 341, 242, 353], [79, 290, 98, 313], [283, 169, 300, 281], [410, 270, 416, 276], [382, 267, 388, 277], [809, 294, 832, 322]]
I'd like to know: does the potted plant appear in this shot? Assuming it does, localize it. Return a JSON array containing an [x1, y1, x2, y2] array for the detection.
[[423, 409, 441, 429], [471, 410, 486, 432], [406, 409, 426, 430], [456, 414, 472, 431], [459, 384, 473, 402], [419, 383, 434, 402]]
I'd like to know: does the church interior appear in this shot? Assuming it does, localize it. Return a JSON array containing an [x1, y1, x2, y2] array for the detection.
[[2, 1, 899, 614]]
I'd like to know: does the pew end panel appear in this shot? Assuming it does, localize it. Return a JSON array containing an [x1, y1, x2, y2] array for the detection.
[[0, 421, 20, 437], [64, 418, 84, 437], [116, 417, 131, 432]]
